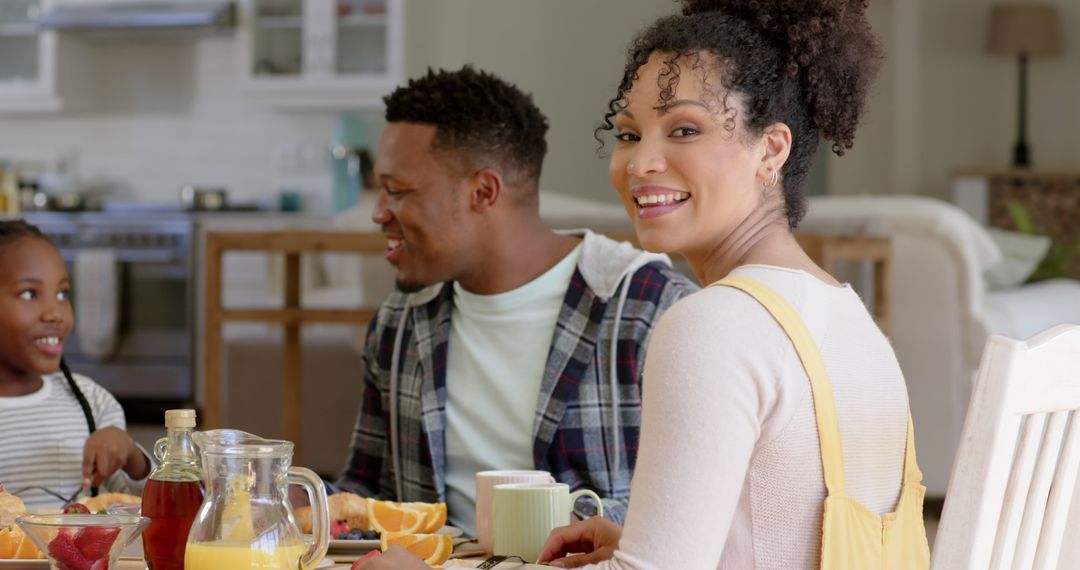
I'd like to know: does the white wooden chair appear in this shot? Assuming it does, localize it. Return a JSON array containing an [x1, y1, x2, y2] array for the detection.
[[932, 324, 1080, 569]]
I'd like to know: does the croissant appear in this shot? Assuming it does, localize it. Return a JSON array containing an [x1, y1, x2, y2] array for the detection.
[[295, 492, 368, 534], [79, 492, 141, 513], [0, 485, 27, 528]]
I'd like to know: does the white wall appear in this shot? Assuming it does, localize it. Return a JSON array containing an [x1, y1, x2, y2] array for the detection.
[[403, 0, 670, 203], [827, 0, 1080, 199], [920, 0, 1080, 196], [825, 0, 898, 196]]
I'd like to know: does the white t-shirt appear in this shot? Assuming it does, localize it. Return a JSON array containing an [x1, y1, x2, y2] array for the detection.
[[444, 244, 583, 533], [0, 373, 148, 511], [579, 265, 910, 570]]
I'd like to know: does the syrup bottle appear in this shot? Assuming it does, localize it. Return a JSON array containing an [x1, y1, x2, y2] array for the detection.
[[141, 409, 204, 570]]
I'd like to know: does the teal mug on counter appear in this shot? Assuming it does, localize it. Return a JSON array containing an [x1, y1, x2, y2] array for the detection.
[[492, 482, 604, 563]]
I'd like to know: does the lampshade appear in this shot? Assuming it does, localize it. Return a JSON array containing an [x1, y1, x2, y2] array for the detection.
[[987, 3, 1062, 56]]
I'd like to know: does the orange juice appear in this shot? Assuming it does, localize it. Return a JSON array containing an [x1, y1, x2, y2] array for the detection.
[[184, 540, 317, 570]]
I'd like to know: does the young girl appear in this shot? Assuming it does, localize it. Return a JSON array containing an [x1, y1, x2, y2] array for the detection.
[[0, 220, 151, 511]]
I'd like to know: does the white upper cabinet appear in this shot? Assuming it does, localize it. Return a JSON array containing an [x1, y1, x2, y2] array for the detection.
[[240, 0, 403, 109], [0, 0, 61, 113]]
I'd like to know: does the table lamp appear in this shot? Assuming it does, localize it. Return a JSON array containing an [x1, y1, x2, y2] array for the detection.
[[987, 3, 1062, 168]]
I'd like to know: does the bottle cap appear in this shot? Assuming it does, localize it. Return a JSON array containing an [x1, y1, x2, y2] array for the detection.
[[164, 409, 197, 429]]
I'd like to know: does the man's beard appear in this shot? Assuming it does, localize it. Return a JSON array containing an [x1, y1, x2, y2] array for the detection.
[[395, 278, 427, 294]]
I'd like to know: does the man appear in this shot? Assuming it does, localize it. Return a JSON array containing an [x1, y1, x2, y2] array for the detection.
[[336, 66, 697, 531]]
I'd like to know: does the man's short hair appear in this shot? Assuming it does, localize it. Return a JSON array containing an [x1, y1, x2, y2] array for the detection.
[[383, 66, 549, 191]]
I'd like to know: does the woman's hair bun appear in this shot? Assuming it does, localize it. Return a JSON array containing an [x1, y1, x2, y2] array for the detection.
[[677, 0, 882, 155]]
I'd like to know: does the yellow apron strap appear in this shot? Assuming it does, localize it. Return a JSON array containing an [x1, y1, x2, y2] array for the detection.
[[713, 275, 848, 496]]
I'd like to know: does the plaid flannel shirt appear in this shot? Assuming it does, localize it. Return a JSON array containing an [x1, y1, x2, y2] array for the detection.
[[337, 233, 697, 523]]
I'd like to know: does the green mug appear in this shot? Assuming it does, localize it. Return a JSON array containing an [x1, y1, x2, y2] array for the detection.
[[492, 482, 604, 563]]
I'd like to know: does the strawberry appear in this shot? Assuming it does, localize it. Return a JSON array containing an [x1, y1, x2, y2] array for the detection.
[[351, 550, 380, 569], [75, 526, 121, 561], [62, 503, 90, 515], [48, 530, 91, 570], [89, 560, 108, 570], [331, 518, 350, 537]]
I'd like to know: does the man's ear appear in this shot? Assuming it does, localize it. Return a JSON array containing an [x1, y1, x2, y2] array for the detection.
[[469, 168, 504, 212]]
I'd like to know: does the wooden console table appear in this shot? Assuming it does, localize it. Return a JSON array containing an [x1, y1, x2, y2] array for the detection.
[[202, 231, 385, 461], [954, 169, 1080, 278]]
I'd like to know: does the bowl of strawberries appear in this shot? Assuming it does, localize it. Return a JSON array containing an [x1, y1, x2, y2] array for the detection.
[[14, 513, 149, 570]]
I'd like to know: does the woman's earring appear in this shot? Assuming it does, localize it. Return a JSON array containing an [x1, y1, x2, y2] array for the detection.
[[764, 170, 779, 191]]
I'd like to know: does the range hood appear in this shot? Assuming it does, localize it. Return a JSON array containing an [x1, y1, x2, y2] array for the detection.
[[39, 2, 235, 33]]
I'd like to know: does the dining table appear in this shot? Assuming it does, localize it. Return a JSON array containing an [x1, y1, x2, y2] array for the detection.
[[96, 512, 550, 569], [111, 559, 549, 569], [108, 549, 552, 569]]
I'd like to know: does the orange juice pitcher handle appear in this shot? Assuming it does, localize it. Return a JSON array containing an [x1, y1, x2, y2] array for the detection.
[[290, 467, 329, 569]]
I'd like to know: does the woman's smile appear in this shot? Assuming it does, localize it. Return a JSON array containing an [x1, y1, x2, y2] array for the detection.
[[631, 186, 691, 219]]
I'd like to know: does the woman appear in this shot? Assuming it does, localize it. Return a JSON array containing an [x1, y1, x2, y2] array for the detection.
[[533, 0, 929, 567], [363, 0, 927, 568]]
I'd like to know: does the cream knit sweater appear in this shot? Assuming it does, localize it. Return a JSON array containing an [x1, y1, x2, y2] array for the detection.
[[581, 265, 911, 570]]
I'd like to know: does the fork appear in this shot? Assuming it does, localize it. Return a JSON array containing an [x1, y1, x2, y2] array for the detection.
[[60, 483, 85, 510], [477, 555, 527, 569]]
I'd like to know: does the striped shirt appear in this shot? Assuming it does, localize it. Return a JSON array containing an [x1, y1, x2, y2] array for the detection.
[[0, 373, 148, 511]]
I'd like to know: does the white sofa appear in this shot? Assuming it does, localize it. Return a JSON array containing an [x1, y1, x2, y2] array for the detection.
[[801, 194, 1080, 496]]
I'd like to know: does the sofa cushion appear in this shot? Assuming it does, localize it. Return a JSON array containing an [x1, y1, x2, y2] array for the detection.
[[983, 228, 1051, 291], [983, 278, 1080, 339]]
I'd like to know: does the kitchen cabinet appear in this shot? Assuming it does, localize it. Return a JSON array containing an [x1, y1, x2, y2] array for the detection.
[[0, 0, 61, 113], [239, 0, 403, 109]]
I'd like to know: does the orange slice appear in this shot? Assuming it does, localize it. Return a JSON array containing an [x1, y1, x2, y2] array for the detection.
[[403, 502, 447, 533], [380, 531, 453, 565], [365, 498, 428, 534], [12, 527, 41, 559], [0, 527, 14, 558]]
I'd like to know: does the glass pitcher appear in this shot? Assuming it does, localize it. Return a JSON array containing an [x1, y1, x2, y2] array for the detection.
[[185, 430, 329, 570]]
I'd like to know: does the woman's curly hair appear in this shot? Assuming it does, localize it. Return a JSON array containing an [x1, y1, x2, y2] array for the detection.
[[384, 65, 550, 193], [600, 0, 883, 228]]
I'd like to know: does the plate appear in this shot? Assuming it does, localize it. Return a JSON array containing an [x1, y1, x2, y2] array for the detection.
[[328, 525, 464, 553], [0, 558, 335, 569], [0, 552, 334, 565]]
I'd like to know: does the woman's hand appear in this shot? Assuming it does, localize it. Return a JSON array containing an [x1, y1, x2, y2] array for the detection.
[[537, 516, 624, 568], [355, 545, 429, 569], [82, 427, 149, 487]]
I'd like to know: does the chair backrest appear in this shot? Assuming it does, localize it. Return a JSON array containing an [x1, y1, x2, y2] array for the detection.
[[932, 324, 1080, 570]]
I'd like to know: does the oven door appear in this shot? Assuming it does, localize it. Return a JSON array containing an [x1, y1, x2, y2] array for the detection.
[[60, 217, 195, 415]]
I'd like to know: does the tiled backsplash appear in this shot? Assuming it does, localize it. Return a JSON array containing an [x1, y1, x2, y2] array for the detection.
[[0, 38, 360, 212]]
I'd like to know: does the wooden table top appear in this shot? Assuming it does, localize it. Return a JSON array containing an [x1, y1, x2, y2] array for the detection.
[[114, 559, 544, 569]]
